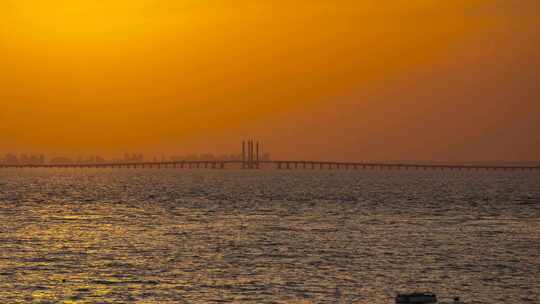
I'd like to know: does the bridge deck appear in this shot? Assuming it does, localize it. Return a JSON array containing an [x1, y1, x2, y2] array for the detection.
[[0, 160, 538, 171]]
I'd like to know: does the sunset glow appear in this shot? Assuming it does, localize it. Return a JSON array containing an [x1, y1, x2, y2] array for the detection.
[[1, 1, 539, 161]]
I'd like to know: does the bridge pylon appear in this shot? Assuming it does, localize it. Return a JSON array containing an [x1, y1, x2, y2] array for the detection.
[[242, 139, 261, 169]]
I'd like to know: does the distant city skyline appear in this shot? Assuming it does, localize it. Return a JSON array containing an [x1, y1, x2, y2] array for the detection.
[[0, 151, 272, 166]]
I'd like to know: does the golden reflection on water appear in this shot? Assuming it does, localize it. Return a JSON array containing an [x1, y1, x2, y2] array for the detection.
[[0, 169, 539, 303]]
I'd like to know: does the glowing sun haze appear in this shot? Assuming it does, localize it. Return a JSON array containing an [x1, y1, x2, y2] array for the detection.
[[1, 0, 539, 161]]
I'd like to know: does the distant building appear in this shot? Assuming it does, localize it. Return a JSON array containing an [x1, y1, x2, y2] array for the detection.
[[4, 154, 18, 165], [200, 153, 215, 161], [50, 157, 74, 165], [20, 154, 29, 165]]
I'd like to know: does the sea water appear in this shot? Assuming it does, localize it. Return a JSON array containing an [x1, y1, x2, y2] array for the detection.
[[0, 169, 539, 303]]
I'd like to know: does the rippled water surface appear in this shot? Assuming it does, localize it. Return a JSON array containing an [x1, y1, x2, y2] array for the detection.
[[0, 169, 539, 303]]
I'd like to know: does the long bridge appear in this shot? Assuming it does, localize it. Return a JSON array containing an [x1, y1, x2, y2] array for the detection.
[[1, 160, 538, 171], [1, 141, 538, 172]]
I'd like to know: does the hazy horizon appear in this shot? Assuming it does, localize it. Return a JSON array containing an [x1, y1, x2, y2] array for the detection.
[[1, 149, 540, 165]]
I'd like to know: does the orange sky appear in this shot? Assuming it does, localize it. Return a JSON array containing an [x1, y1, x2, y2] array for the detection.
[[1, 1, 539, 161]]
